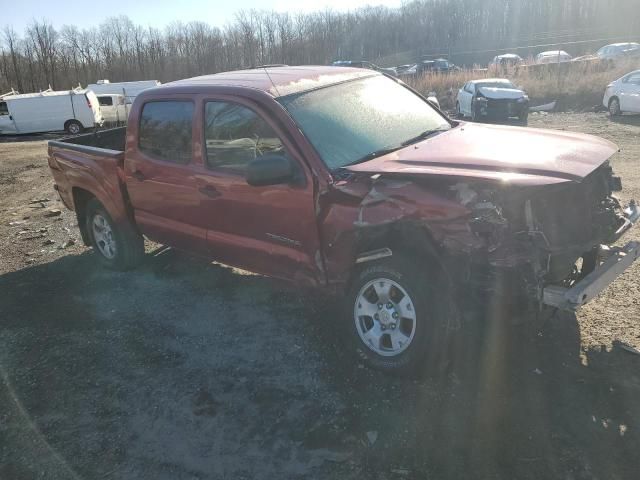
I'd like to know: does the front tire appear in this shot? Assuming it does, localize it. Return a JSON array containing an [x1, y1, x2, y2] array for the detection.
[[518, 110, 529, 125], [85, 199, 144, 270], [346, 255, 447, 375], [608, 97, 621, 116]]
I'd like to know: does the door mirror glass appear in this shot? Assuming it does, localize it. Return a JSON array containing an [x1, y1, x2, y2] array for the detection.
[[246, 153, 294, 187]]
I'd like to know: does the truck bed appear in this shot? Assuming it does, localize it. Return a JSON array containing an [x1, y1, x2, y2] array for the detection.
[[48, 126, 126, 156], [48, 126, 131, 233]]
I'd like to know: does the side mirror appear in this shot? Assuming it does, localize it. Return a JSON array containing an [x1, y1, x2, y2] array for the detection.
[[246, 153, 295, 187], [426, 96, 440, 109]]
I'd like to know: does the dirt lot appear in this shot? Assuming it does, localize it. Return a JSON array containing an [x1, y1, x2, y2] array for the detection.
[[1, 113, 640, 479]]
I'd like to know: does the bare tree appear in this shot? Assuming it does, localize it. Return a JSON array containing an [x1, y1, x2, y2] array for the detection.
[[1, 1, 639, 92]]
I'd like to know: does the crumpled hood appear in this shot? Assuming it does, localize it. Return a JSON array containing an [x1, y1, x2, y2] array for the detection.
[[478, 87, 526, 99], [345, 122, 618, 186]]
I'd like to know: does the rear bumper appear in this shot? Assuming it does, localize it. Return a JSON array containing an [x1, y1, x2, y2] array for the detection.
[[542, 201, 640, 310]]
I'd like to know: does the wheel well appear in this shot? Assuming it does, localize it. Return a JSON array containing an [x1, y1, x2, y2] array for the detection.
[[72, 187, 96, 246], [608, 96, 619, 105], [348, 223, 446, 290]]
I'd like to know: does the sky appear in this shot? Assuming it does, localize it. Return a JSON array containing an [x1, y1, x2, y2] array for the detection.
[[4, 0, 403, 32]]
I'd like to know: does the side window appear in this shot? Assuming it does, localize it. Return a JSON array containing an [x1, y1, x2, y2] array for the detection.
[[625, 73, 640, 85], [98, 96, 113, 106], [0, 102, 8, 115], [138, 101, 193, 164], [204, 101, 285, 173], [466, 83, 474, 94]]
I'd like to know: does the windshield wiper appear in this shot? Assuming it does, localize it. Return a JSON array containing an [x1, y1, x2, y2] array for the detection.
[[401, 128, 448, 146], [347, 146, 404, 166], [345, 128, 449, 167]]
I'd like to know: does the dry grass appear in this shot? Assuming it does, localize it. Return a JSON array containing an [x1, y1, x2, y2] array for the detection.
[[406, 57, 640, 111]]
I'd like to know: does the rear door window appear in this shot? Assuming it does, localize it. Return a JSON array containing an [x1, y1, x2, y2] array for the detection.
[[624, 73, 640, 85], [138, 101, 194, 164], [98, 96, 113, 106]]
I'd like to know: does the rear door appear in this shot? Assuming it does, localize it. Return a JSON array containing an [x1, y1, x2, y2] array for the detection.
[[195, 97, 322, 285], [97, 95, 115, 122], [124, 97, 208, 254]]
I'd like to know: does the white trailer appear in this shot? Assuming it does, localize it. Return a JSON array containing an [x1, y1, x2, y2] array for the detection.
[[0, 89, 103, 135], [87, 79, 160, 105]]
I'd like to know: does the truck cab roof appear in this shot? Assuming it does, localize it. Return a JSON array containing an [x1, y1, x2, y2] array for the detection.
[[154, 66, 375, 98]]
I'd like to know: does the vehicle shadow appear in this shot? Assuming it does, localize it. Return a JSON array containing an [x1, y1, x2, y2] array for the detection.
[[310, 293, 640, 479], [1, 250, 639, 479], [609, 114, 640, 126]]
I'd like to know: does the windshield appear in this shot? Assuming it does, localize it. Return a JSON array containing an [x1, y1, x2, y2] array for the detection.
[[477, 81, 516, 89], [279, 75, 450, 170]]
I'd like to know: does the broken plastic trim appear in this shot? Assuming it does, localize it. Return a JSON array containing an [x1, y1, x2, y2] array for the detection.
[[356, 247, 393, 264]]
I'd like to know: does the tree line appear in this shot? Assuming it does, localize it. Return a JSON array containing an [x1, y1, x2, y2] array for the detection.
[[1, 0, 638, 93]]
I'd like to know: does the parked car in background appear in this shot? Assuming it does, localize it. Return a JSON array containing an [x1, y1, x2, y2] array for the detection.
[[489, 53, 524, 67], [456, 78, 529, 123], [47, 66, 639, 375], [603, 69, 640, 116], [400, 58, 458, 77], [535, 50, 572, 64], [96, 94, 129, 124], [597, 43, 640, 61], [87, 79, 161, 105], [395, 64, 415, 75], [0, 89, 103, 135], [331, 60, 397, 76]]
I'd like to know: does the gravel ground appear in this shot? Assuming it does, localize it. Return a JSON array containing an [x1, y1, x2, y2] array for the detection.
[[1, 114, 639, 479]]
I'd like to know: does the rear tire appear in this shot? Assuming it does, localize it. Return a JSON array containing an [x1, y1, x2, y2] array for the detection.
[[608, 97, 621, 116], [65, 120, 83, 135], [85, 198, 144, 270], [346, 254, 449, 376]]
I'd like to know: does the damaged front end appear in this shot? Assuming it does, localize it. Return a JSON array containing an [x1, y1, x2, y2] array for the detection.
[[459, 161, 639, 310]]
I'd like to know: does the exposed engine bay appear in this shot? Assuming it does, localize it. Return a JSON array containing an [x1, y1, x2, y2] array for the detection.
[[454, 161, 638, 308]]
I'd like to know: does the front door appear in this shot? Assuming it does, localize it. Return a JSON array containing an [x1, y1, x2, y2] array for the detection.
[[196, 99, 323, 286]]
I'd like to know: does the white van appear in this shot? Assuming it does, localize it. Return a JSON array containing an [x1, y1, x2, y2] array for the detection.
[[96, 93, 129, 124], [87, 79, 160, 105], [0, 89, 103, 135]]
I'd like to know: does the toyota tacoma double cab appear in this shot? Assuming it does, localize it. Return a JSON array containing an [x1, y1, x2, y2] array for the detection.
[[48, 66, 639, 375]]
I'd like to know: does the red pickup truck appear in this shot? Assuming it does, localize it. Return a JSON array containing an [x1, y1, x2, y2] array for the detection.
[[48, 66, 639, 375]]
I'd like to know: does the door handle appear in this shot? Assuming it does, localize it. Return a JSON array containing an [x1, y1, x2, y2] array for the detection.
[[132, 170, 145, 181], [199, 185, 221, 198]]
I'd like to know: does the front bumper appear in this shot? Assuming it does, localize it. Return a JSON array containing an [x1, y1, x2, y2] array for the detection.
[[477, 99, 528, 118], [542, 201, 640, 310]]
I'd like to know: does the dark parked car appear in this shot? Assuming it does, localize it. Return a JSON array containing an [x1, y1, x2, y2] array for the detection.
[[400, 58, 458, 77]]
